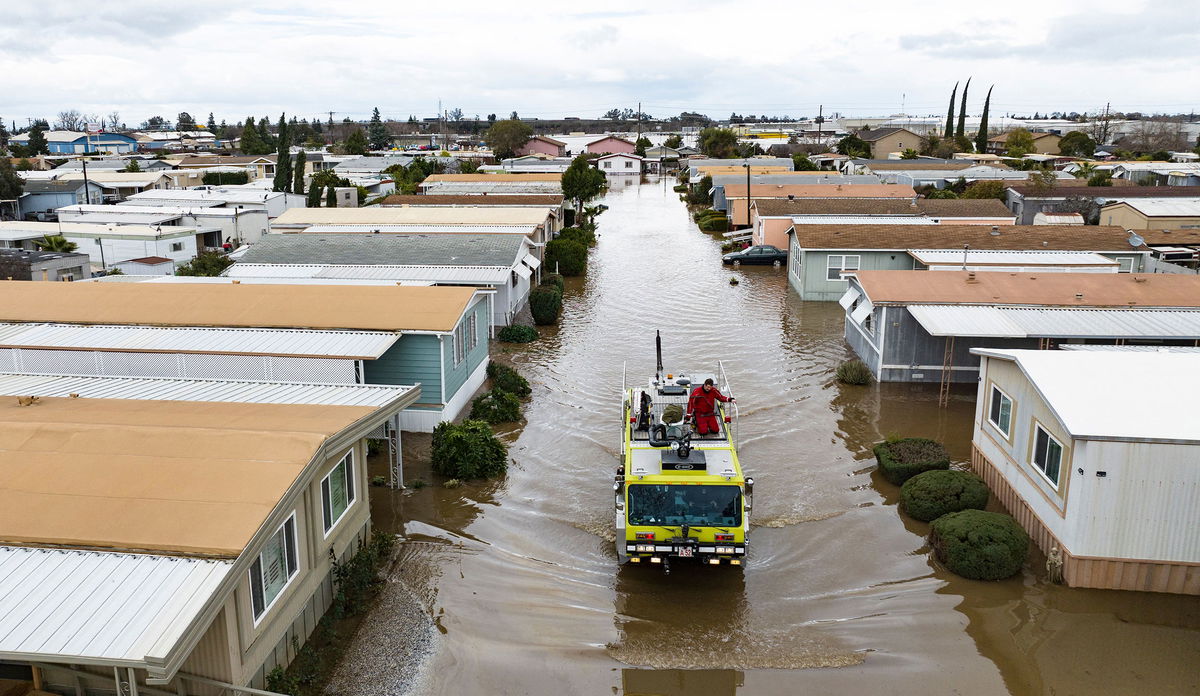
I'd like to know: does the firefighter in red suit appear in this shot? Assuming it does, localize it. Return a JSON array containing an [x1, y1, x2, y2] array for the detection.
[[686, 378, 734, 435]]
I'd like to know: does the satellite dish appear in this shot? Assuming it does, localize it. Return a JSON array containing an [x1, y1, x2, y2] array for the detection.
[[1128, 231, 1145, 247]]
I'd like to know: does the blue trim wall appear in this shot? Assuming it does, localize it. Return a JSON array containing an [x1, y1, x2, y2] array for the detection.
[[441, 296, 489, 402]]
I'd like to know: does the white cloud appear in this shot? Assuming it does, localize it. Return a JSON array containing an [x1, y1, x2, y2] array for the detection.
[[0, 0, 1196, 127]]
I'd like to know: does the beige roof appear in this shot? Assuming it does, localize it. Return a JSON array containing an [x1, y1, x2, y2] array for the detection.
[[794, 225, 1140, 251], [726, 184, 917, 199], [1141, 229, 1200, 246], [752, 198, 1013, 217], [860, 162, 991, 171], [0, 281, 476, 332], [855, 271, 1200, 307], [0, 396, 374, 557], [422, 173, 563, 183], [697, 166, 803, 176], [271, 206, 551, 227], [379, 194, 563, 207]]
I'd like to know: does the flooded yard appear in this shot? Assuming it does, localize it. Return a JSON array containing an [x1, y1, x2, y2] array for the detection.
[[364, 177, 1200, 695]]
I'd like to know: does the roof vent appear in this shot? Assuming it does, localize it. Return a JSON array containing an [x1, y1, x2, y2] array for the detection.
[[788, 194, 795, 200], [1075, 292, 1084, 300], [966, 271, 977, 283], [990, 226, 1000, 236]]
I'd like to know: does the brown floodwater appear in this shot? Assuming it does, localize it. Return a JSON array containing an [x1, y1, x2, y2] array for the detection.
[[373, 177, 1200, 695]]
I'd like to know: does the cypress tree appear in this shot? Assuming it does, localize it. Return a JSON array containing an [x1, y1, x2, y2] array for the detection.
[[258, 117, 274, 149], [325, 184, 337, 208], [956, 77, 971, 139], [975, 86, 993, 154], [367, 107, 390, 150], [240, 116, 264, 155], [944, 82, 958, 139], [292, 149, 307, 194], [206, 112, 216, 131], [272, 113, 292, 193], [306, 179, 322, 207]]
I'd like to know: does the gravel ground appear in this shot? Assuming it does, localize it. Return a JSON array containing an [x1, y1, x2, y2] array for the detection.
[[323, 544, 439, 696]]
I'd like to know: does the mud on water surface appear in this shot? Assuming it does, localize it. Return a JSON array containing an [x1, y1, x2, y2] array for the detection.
[[357, 178, 1200, 696]]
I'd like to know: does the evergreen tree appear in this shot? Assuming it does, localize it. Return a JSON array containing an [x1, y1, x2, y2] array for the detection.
[[0, 157, 24, 202], [272, 114, 292, 193], [0, 120, 9, 149], [343, 128, 368, 155], [240, 116, 264, 155], [258, 117, 275, 149], [28, 125, 49, 155], [292, 149, 307, 194], [206, 112, 216, 131], [367, 107, 390, 150], [306, 179, 323, 207], [325, 184, 337, 208], [956, 77, 971, 140], [975, 86, 993, 154], [944, 82, 958, 139]]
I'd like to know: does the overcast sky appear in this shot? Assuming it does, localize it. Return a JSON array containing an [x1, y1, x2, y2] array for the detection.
[[3, 0, 1197, 128]]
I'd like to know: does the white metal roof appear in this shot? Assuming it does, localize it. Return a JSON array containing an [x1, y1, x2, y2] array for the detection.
[[296, 224, 540, 235], [908, 249, 1119, 267], [91, 275, 434, 287], [0, 546, 230, 667], [223, 263, 511, 284], [0, 373, 418, 407], [1116, 199, 1200, 217], [126, 189, 284, 205], [908, 305, 1200, 339], [1060, 344, 1200, 353], [0, 323, 401, 359], [971, 349, 1200, 442]]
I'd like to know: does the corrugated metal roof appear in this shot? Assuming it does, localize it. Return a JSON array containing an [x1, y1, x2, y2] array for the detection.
[[908, 305, 1200, 339], [225, 264, 512, 284], [908, 249, 1119, 266], [1118, 199, 1200, 217], [237, 231, 529, 266], [293, 224, 539, 235], [0, 373, 418, 406], [93, 275, 434, 287], [0, 546, 230, 665], [1060, 344, 1200, 353], [0, 323, 400, 359]]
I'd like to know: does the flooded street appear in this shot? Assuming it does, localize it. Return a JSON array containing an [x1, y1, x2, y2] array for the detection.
[[374, 178, 1200, 695]]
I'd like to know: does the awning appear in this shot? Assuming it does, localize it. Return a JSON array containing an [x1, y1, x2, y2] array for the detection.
[[514, 264, 532, 281], [908, 305, 1200, 339], [850, 299, 874, 324], [522, 253, 541, 270], [907, 305, 1026, 338], [838, 286, 861, 310]]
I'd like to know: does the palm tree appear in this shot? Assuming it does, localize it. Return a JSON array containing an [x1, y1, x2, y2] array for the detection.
[[37, 235, 78, 252], [1072, 162, 1097, 180]]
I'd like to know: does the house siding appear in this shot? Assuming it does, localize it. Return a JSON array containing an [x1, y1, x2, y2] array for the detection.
[[441, 296, 490, 403], [799, 249, 916, 301], [365, 334, 442, 405]]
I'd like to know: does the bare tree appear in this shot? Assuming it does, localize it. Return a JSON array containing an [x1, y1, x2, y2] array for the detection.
[[1117, 120, 1189, 153], [55, 110, 83, 131], [107, 111, 121, 131]]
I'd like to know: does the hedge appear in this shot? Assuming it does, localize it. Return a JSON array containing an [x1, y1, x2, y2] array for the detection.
[[900, 469, 989, 522], [530, 285, 562, 325], [697, 216, 729, 232], [497, 324, 538, 343], [557, 226, 595, 248], [431, 420, 508, 479], [541, 273, 564, 293], [545, 238, 587, 276], [930, 510, 1029, 580], [487, 362, 531, 398], [874, 438, 950, 485], [469, 388, 522, 424]]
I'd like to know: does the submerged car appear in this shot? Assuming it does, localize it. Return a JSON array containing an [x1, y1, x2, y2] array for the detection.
[[722, 245, 787, 265]]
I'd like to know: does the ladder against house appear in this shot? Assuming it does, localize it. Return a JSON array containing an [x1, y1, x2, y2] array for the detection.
[[938, 335, 955, 407]]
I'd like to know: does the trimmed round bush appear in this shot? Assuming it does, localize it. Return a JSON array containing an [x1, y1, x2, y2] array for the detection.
[[541, 273, 564, 293], [874, 438, 950, 485], [496, 324, 538, 343], [836, 359, 872, 385], [697, 216, 729, 232], [469, 388, 522, 424], [930, 510, 1029, 580], [557, 226, 595, 248], [530, 285, 562, 325], [487, 362, 531, 398], [900, 469, 989, 522], [431, 420, 508, 479], [545, 238, 587, 276]]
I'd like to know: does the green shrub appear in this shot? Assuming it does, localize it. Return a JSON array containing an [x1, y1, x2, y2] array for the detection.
[[541, 273, 564, 293], [487, 362, 531, 397], [836, 359, 872, 385], [673, 184, 687, 192], [693, 208, 723, 221], [930, 510, 1029, 580], [901, 470, 990, 522], [545, 238, 587, 276], [557, 226, 595, 247], [497, 324, 538, 343], [431, 420, 509, 479], [697, 216, 729, 232], [874, 438, 950, 485], [470, 388, 522, 423], [530, 285, 562, 325]]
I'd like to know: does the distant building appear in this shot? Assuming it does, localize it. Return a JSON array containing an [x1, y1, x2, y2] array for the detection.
[[516, 135, 567, 157], [856, 127, 924, 158], [9, 130, 138, 155], [0, 221, 201, 271], [753, 197, 1015, 247], [969, 348, 1200, 595], [16, 179, 105, 220], [0, 248, 88, 281], [1004, 185, 1197, 225], [1100, 199, 1200, 230], [986, 131, 1062, 155], [585, 135, 636, 155], [594, 152, 643, 176], [111, 255, 177, 275]]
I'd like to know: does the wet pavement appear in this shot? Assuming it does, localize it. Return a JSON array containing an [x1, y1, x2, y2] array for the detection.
[[369, 177, 1200, 695]]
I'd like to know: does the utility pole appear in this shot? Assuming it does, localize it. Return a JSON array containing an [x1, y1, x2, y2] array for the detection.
[[636, 101, 642, 142], [1100, 102, 1111, 144], [817, 104, 824, 148], [744, 162, 752, 230]]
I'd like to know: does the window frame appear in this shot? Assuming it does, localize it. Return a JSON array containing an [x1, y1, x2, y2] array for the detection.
[[1114, 256, 1136, 273], [249, 513, 299, 624], [987, 384, 1014, 438], [321, 451, 356, 538], [1030, 422, 1065, 488], [826, 254, 860, 281], [170, 242, 184, 252]]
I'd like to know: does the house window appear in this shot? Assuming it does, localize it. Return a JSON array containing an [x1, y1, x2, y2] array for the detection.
[[1115, 256, 1135, 273], [170, 242, 184, 252], [465, 311, 478, 352], [625, 160, 633, 169], [249, 514, 298, 622], [603, 161, 612, 169], [453, 310, 477, 366], [826, 255, 860, 281], [321, 451, 356, 535], [988, 385, 1013, 437], [1031, 424, 1064, 487]]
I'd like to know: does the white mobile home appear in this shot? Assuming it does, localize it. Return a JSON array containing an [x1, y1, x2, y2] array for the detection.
[[970, 348, 1200, 594]]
